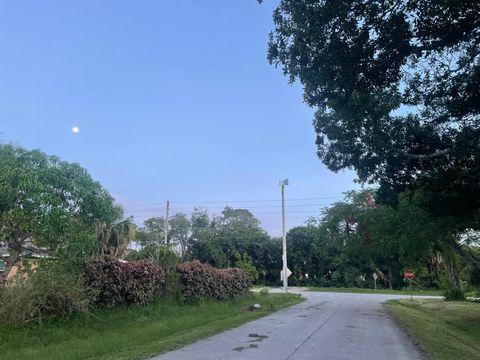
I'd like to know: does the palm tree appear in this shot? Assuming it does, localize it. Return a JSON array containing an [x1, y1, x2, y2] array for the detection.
[[96, 218, 135, 258]]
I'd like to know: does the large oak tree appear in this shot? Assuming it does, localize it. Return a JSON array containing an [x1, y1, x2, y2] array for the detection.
[[266, 0, 480, 227]]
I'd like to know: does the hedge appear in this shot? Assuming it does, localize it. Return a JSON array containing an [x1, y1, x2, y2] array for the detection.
[[85, 256, 165, 307], [177, 260, 249, 301]]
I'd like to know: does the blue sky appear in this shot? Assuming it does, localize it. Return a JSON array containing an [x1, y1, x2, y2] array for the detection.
[[0, 0, 359, 235]]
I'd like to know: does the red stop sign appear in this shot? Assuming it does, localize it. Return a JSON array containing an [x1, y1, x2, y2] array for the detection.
[[404, 271, 415, 280]]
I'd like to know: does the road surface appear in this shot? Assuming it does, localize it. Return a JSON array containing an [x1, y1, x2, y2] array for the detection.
[[151, 291, 425, 360]]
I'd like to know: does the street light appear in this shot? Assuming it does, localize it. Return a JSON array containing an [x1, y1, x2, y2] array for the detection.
[[279, 179, 288, 293]]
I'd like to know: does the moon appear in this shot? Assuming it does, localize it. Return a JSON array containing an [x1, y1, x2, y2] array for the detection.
[[72, 126, 79, 133]]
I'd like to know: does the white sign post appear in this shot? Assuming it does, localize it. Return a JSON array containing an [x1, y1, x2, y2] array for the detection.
[[372, 273, 378, 292], [279, 179, 289, 293]]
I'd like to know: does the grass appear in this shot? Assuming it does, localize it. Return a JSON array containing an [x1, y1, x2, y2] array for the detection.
[[386, 299, 480, 360], [307, 286, 443, 296], [0, 293, 302, 360]]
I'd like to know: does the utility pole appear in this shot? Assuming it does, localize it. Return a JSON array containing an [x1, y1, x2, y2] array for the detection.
[[164, 200, 170, 245], [279, 179, 289, 293]]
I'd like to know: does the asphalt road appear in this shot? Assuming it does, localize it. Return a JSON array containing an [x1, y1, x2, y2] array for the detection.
[[151, 291, 424, 360]]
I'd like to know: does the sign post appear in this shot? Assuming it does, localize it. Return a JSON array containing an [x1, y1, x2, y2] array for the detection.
[[372, 273, 378, 292], [404, 271, 415, 300], [279, 179, 289, 293]]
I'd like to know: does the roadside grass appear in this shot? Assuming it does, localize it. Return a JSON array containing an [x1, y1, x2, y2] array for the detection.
[[386, 299, 480, 360], [0, 293, 302, 360], [307, 286, 443, 296]]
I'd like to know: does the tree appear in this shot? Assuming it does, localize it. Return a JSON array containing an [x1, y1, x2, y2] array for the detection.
[[96, 216, 136, 258], [136, 217, 166, 249], [284, 191, 444, 288], [286, 226, 309, 282], [180, 208, 226, 267], [235, 252, 259, 285], [168, 213, 191, 260], [256, 236, 282, 284], [314, 193, 376, 287], [360, 196, 440, 289], [266, 0, 480, 222], [0, 145, 118, 283], [186, 207, 274, 278], [266, 0, 480, 284], [212, 207, 271, 268]]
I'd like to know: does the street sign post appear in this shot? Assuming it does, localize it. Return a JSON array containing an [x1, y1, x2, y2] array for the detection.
[[372, 273, 378, 292], [404, 271, 415, 300], [0, 259, 4, 273]]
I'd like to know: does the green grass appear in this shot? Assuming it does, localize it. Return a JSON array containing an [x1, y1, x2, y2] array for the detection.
[[307, 286, 443, 296], [0, 293, 302, 360], [386, 299, 480, 360]]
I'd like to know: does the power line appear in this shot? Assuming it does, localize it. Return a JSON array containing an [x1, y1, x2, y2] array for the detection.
[[126, 209, 327, 216], [122, 196, 342, 209], [122, 203, 333, 213], [171, 196, 341, 204]]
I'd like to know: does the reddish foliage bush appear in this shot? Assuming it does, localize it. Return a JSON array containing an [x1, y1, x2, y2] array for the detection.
[[85, 256, 165, 307], [123, 261, 166, 305], [176, 260, 249, 301]]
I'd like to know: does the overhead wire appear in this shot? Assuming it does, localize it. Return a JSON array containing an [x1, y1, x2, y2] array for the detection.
[[121, 196, 336, 228], [126, 209, 328, 217], [122, 196, 342, 209], [122, 203, 333, 214]]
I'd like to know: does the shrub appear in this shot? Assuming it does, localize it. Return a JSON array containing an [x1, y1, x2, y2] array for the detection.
[[176, 260, 213, 301], [163, 270, 183, 300], [235, 252, 259, 285], [125, 245, 180, 272], [177, 260, 249, 302], [444, 287, 466, 301], [84, 256, 125, 307], [124, 261, 166, 305], [85, 256, 165, 307], [0, 268, 92, 325]]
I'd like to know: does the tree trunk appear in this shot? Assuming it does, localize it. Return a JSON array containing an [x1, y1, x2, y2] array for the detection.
[[388, 268, 393, 290], [444, 235, 465, 291], [446, 258, 463, 291], [179, 238, 187, 261]]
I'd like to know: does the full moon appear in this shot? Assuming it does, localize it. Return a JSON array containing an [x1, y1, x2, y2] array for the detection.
[[72, 126, 79, 133]]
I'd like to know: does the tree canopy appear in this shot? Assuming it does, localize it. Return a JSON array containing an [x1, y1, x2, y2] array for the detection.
[[0, 145, 119, 281], [285, 190, 474, 290], [267, 0, 480, 225]]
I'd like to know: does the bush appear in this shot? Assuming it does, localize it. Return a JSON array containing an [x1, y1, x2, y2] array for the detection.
[[162, 270, 183, 300], [124, 261, 166, 305], [85, 256, 166, 307], [444, 287, 466, 301], [84, 256, 124, 307], [176, 260, 249, 302], [0, 268, 92, 325], [235, 253, 259, 285]]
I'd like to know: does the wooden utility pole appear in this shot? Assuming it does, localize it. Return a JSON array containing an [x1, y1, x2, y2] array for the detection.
[[164, 200, 170, 245]]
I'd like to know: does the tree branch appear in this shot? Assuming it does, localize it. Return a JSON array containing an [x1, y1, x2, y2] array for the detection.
[[397, 148, 451, 159], [448, 241, 480, 270]]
